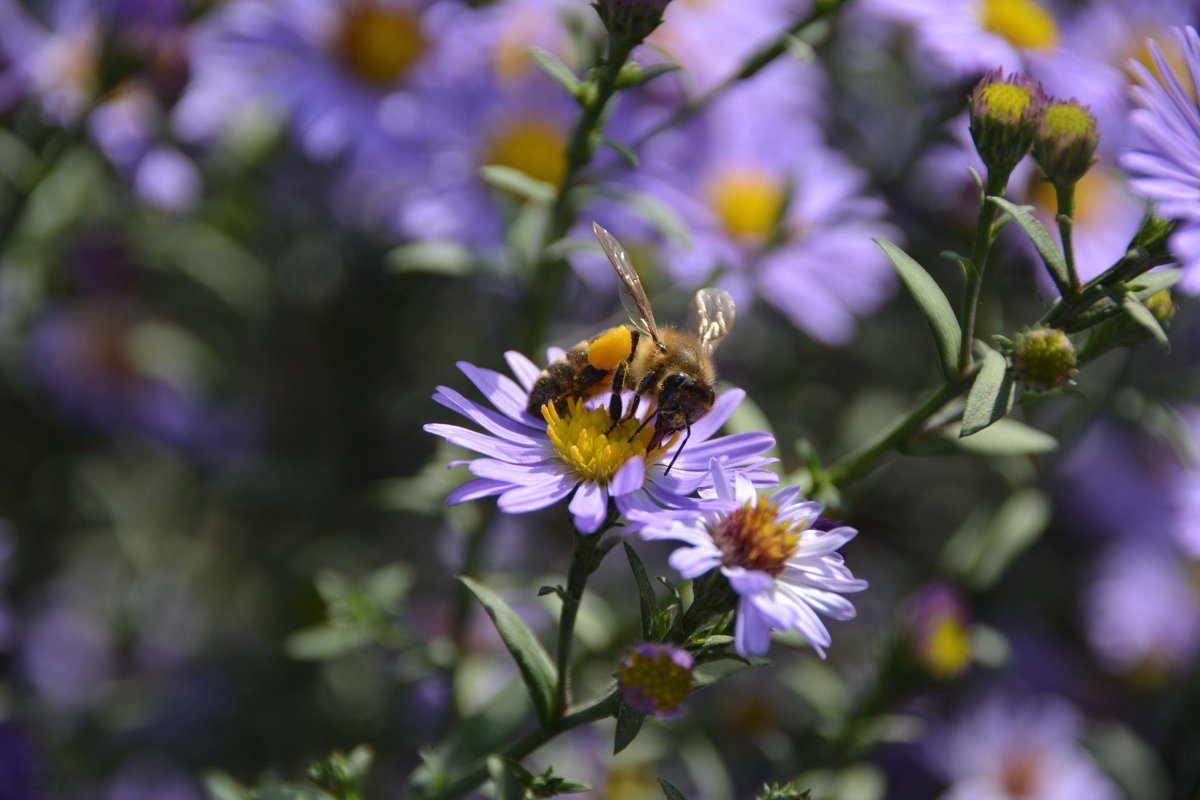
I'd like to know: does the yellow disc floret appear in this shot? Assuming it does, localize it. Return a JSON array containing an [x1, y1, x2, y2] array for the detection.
[[979, 0, 1058, 51], [587, 326, 633, 370], [922, 615, 972, 680], [979, 82, 1034, 122], [712, 496, 801, 575], [336, 4, 426, 85], [484, 118, 568, 189], [706, 168, 786, 243], [543, 398, 673, 483]]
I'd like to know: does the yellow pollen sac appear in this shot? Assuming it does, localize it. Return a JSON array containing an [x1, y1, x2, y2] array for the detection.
[[706, 168, 786, 243], [587, 326, 633, 370], [484, 118, 568, 189], [713, 496, 801, 575], [979, 0, 1058, 51], [336, 4, 427, 85], [542, 398, 671, 483], [921, 616, 972, 680]]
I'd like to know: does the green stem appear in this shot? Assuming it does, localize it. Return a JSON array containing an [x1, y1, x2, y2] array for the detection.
[[424, 690, 621, 800], [1055, 182, 1081, 296], [826, 374, 975, 487], [554, 524, 605, 714], [632, 0, 850, 150], [959, 169, 1010, 375], [523, 37, 636, 353]]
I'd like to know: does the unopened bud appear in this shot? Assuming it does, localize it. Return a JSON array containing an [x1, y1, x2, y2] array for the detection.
[[1034, 99, 1099, 188], [618, 644, 694, 717], [1013, 327, 1077, 391], [969, 68, 1041, 177], [592, 0, 671, 44]]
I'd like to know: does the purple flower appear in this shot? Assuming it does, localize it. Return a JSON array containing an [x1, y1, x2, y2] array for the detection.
[[924, 693, 1121, 800], [621, 64, 897, 344], [423, 351, 777, 534], [617, 643, 694, 717], [0, 0, 100, 122], [907, 583, 971, 679], [1085, 542, 1200, 677], [1121, 25, 1200, 293], [631, 460, 866, 658]]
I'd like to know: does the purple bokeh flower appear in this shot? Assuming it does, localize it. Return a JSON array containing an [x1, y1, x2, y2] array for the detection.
[[631, 460, 866, 658], [907, 582, 971, 679], [424, 350, 777, 534], [0, 0, 99, 122], [617, 643, 695, 717], [1121, 25, 1200, 293], [924, 693, 1121, 800]]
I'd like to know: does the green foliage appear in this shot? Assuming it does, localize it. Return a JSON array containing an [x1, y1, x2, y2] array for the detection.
[[285, 564, 413, 660], [874, 239, 962, 380], [961, 344, 1016, 436]]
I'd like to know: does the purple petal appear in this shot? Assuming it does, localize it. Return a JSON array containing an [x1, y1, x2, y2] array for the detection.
[[505, 350, 542, 391], [498, 475, 577, 513], [446, 478, 509, 505], [609, 457, 645, 496], [569, 481, 609, 533], [457, 361, 540, 424]]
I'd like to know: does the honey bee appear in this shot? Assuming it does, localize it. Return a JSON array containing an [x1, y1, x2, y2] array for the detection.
[[526, 222, 736, 471]]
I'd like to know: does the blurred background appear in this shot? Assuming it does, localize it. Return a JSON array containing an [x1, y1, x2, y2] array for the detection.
[[1, 0, 1200, 797]]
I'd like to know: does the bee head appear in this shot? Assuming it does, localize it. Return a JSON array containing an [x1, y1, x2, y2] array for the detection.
[[648, 373, 715, 450]]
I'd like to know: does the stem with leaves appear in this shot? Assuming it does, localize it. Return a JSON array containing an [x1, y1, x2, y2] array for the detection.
[[553, 520, 608, 713], [1055, 182, 1081, 296], [959, 169, 1010, 375]]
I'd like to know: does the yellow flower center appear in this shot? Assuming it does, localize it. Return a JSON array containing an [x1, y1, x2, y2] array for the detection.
[[542, 397, 672, 484], [484, 118, 568, 188], [978, 0, 1058, 51], [921, 615, 972, 679], [980, 82, 1034, 121], [617, 649, 693, 714], [706, 168, 786, 244], [712, 496, 801, 575], [336, 4, 426, 85], [1041, 102, 1094, 138]]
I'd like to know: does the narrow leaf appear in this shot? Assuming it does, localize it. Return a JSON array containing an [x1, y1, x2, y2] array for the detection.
[[940, 488, 1051, 589], [692, 655, 766, 689], [387, 241, 477, 277], [1064, 269, 1181, 332], [961, 345, 1015, 436], [601, 136, 638, 168], [480, 164, 556, 205], [487, 756, 525, 800], [613, 701, 647, 754], [912, 418, 1057, 456], [1120, 293, 1170, 348], [624, 62, 681, 87], [659, 777, 689, 800], [459, 577, 558, 724], [874, 239, 962, 380], [526, 46, 581, 96], [624, 542, 659, 640], [988, 197, 1070, 294]]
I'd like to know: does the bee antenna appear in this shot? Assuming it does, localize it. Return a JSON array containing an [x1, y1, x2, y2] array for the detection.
[[627, 411, 656, 442], [664, 423, 690, 475]]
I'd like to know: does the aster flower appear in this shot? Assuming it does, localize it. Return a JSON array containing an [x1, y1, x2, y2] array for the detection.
[[423, 351, 777, 534], [630, 460, 866, 658], [907, 583, 972, 680], [617, 643, 694, 717], [1121, 26, 1200, 293], [0, 0, 100, 122], [861, 0, 1062, 80], [924, 693, 1121, 800], [621, 64, 897, 344]]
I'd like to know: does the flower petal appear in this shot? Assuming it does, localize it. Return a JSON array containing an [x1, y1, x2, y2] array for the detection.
[[609, 456, 645, 496], [569, 481, 608, 534], [498, 474, 577, 513]]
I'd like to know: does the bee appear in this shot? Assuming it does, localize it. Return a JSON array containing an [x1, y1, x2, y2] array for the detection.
[[526, 222, 736, 472]]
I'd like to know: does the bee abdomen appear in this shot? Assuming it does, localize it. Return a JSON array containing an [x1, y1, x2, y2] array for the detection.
[[526, 342, 601, 416]]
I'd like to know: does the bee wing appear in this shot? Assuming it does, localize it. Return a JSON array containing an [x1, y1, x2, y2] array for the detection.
[[593, 221, 663, 348], [691, 287, 736, 355]]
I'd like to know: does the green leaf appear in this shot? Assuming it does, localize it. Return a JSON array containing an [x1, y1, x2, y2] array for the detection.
[[526, 46, 581, 96], [874, 239, 962, 380], [659, 777, 689, 800], [624, 542, 659, 640], [940, 488, 1051, 590], [387, 241, 478, 277], [913, 418, 1057, 457], [1083, 721, 1172, 800], [480, 165, 556, 205], [284, 624, 370, 661], [487, 756, 526, 800], [460, 577, 558, 724], [1064, 269, 1181, 332], [613, 700, 647, 755], [988, 197, 1070, 294], [618, 62, 681, 88], [692, 655, 766, 689], [204, 771, 252, 800], [1119, 293, 1170, 348], [961, 345, 1015, 436], [601, 136, 638, 168]]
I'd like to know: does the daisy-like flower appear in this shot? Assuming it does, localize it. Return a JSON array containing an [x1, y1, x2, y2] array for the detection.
[[423, 351, 777, 535], [0, 0, 100, 123], [630, 460, 866, 658], [617, 643, 695, 717], [1121, 25, 1200, 293]]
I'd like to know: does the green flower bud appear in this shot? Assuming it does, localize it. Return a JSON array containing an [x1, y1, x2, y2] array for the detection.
[[1013, 327, 1077, 391], [1034, 99, 1100, 188], [592, 0, 671, 45], [969, 68, 1042, 177]]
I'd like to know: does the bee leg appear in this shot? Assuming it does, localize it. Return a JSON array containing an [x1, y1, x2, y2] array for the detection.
[[664, 423, 690, 475], [627, 409, 657, 441], [625, 370, 659, 423], [605, 360, 629, 433]]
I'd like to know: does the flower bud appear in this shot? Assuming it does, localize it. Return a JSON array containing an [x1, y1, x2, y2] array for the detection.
[[1034, 99, 1099, 189], [969, 68, 1041, 177], [592, 0, 671, 44], [908, 584, 971, 680], [1013, 327, 1077, 391], [617, 644, 694, 717]]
